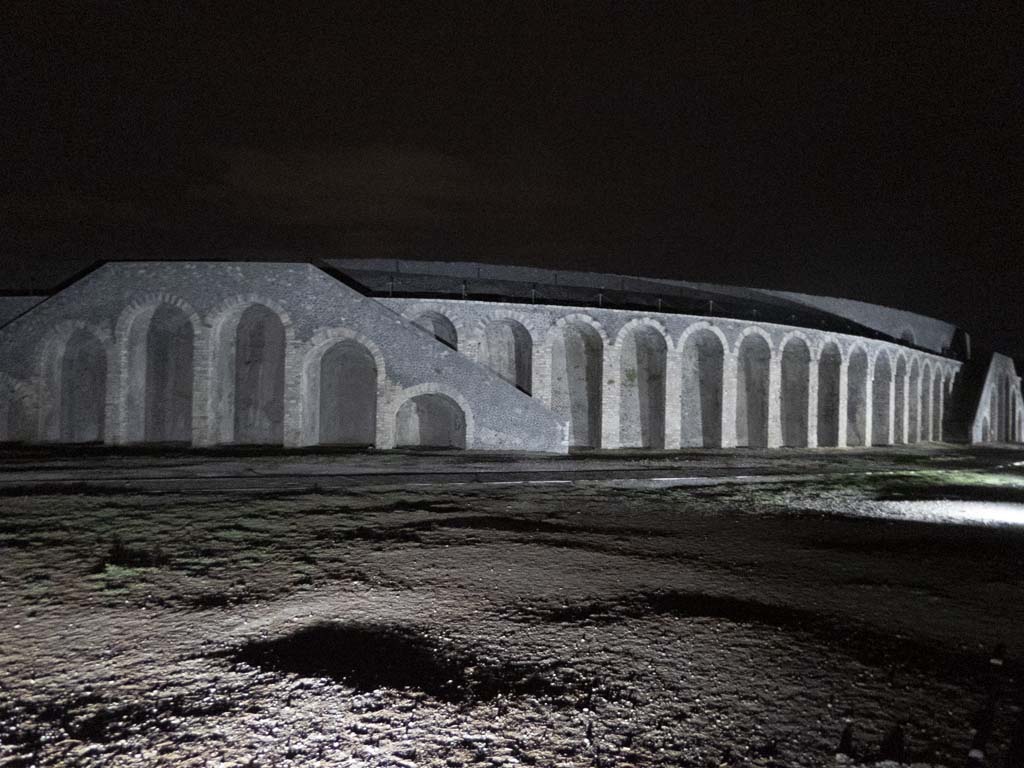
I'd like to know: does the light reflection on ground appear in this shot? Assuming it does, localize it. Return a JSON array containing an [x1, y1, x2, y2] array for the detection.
[[883, 500, 1024, 527]]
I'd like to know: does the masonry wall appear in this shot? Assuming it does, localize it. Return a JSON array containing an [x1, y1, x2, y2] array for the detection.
[[0, 263, 566, 452], [0, 261, 996, 453], [971, 354, 1024, 444], [383, 297, 965, 450]]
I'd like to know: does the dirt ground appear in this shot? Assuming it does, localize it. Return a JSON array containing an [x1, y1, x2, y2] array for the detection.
[[2, 446, 1024, 767]]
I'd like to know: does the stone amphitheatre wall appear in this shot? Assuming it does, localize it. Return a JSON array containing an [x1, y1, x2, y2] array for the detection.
[[0, 263, 565, 452], [385, 297, 960, 450], [1, 260, 1013, 452]]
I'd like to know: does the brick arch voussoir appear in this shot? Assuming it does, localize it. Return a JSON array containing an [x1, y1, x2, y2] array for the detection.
[[114, 293, 203, 342], [676, 321, 729, 357], [468, 309, 539, 349], [206, 294, 295, 341], [612, 317, 671, 353], [548, 313, 609, 348], [778, 329, 813, 359], [303, 327, 387, 385], [870, 345, 897, 373], [731, 325, 774, 356], [390, 382, 476, 447], [401, 302, 467, 342]]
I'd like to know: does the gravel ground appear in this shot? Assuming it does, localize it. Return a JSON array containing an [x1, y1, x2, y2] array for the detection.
[[2, 450, 1024, 767]]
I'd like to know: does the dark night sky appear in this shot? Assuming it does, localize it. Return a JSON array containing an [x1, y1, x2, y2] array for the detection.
[[3, 4, 1021, 353]]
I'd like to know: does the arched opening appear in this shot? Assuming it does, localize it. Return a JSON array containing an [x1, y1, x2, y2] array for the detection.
[[981, 416, 991, 442], [899, 328, 916, 345], [550, 322, 603, 448], [679, 329, 724, 448], [1002, 375, 1013, 442], [894, 356, 907, 443], [319, 341, 377, 446], [234, 305, 286, 445], [395, 393, 466, 448], [0, 380, 16, 442], [931, 369, 943, 441], [780, 337, 810, 447], [60, 329, 107, 443], [871, 353, 893, 445], [920, 363, 933, 441], [414, 311, 457, 350], [618, 326, 667, 448], [1013, 388, 1021, 443], [817, 342, 842, 447], [846, 347, 869, 447], [482, 319, 532, 394], [736, 334, 770, 448], [908, 359, 920, 442], [142, 305, 194, 443]]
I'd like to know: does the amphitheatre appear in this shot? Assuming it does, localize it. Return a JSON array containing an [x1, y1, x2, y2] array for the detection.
[[0, 258, 1020, 452]]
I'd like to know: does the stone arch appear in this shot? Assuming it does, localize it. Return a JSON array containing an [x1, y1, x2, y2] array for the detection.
[[931, 365, 944, 441], [548, 315, 606, 448], [780, 334, 810, 447], [481, 318, 533, 394], [116, 295, 201, 444], [301, 329, 386, 447], [1013, 384, 1021, 443], [0, 372, 31, 442], [908, 357, 921, 442], [920, 361, 933, 441], [871, 349, 893, 445], [731, 326, 775, 357], [846, 345, 869, 447], [735, 331, 771, 448], [817, 340, 842, 447], [37, 321, 112, 443], [392, 384, 474, 449], [412, 310, 458, 350], [207, 296, 294, 445], [616, 321, 668, 448], [894, 353, 908, 444], [1002, 373, 1014, 442], [678, 323, 726, 448]]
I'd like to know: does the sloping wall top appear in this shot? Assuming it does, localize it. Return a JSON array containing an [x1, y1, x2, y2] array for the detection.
[[329, 258, 961, 356], [0, 296, 47, 328]]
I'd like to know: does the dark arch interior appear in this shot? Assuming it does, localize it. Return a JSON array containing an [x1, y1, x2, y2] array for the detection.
[[618, 326, 666, 449], [550, 323, 603, 448], [680, 330, 724, 448], [234, 305, 286, 445], [414, 312, 458, 350], [846, 348, 869, 447], [817, 343, 842, 447], [483, 320, 532, 394], [871, 354, 893, 445], [319, 341, 377, 446], [780, 338, 810, 447], [736, 334, 770, 448], [395, 393, 466, 448], [145, 305, 194, 443], [60, 329, 107, 443]]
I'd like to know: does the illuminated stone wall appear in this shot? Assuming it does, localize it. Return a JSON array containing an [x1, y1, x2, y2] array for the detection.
[[1, 260, 1009, 451]]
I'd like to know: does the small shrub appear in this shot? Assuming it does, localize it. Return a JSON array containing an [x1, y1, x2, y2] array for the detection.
[[94, 535, 169, 572]]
